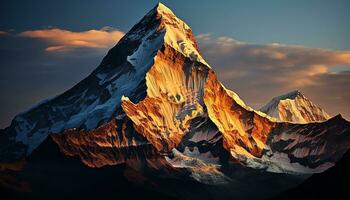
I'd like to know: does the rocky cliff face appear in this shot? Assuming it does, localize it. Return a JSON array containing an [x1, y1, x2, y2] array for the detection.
[[1, 3, 350, 181], [51, 118, 151, 168]]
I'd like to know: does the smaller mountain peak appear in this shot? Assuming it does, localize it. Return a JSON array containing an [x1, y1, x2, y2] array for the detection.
[[333, 114, 349, 121], [289, 90, 301, 96], [272, 90, 303, 101], [334, 114, 343, 119], [327, 114, 350, 125], [260, 90, 330, 123]]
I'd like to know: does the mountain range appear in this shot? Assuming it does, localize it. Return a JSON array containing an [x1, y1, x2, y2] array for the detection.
[[1, 3, 349, 200]]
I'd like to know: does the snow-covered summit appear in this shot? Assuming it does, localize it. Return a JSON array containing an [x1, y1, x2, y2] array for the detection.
[[122, 2, 208, 67], [275, 90, 302, 100], [156, 2, 175, 15], [154, 2, 209, 66], [260, 90, 330, 123]]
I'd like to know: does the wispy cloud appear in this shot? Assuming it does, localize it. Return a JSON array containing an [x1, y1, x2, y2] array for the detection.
[[0, 31, 8, 36], [19, 27, 124, 52], [196, 34, 350, 118]]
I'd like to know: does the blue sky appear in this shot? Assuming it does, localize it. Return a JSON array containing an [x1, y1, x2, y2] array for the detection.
[[1, 0, 349, 49], [0, 0, 350, 127]]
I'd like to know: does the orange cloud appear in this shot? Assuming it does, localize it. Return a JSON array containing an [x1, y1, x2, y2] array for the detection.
[[19, 27, 124, 52], [196, 34, 350, 85]]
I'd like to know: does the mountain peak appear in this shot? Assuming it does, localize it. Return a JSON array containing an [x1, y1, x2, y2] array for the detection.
[[1, 3, 211, 156], [153, 3, 208, 66], [288, 89, 301, 97], [2, 4, 349, 184], [260, 90, 330, 123], [120, 2, 208, 67], [155, 2, 174, 16], [273, 90, 303, 101]]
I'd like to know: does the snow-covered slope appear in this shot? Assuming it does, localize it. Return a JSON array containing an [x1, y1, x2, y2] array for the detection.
[[260, 90, 330, 123], [1, 3, 350, 179]]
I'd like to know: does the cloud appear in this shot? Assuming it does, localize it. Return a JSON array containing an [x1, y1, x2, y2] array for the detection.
[[196, 34, 350, 118], [0, 31, 8, 36], [0, 32, 106, 127], [19, 27, 124, 52]]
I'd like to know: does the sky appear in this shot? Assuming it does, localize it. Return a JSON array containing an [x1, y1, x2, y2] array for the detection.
[[0, 0, 350, 127]]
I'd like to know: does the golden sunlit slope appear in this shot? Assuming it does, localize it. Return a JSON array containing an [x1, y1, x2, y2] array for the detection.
[[204, 70, 276, 158], [122, 46, 208, 152]]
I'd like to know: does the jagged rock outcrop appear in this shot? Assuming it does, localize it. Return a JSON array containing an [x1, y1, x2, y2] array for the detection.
[[51, 118, 152, 167]]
